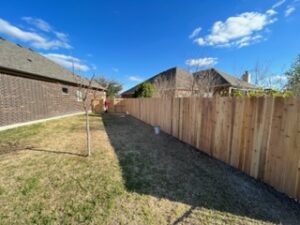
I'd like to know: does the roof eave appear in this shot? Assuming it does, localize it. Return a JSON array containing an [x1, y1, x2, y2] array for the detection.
[[0, 66, 106, 91]]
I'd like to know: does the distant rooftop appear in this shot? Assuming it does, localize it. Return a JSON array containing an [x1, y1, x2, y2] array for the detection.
[[193, 68, 257, 89], [122, 67, 257, 95], [122, 67, 190, 95]]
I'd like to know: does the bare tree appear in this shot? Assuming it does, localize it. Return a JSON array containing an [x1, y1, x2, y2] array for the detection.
[[186, 65, 199, 96], [187, 65, 218, 97], [96, 76, 122, 97], [250, 61, 288, 91], [251, 61, 271, 87], [153, 74, 175, 98], [73, 70, 96, 157]]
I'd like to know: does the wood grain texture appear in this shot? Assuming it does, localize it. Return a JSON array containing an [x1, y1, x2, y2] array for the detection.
[[119, 97, 300, 200]]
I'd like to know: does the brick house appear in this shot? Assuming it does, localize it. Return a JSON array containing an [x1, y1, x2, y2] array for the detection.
[[121, 67, 256, 98], [0, 38, 106, 128]]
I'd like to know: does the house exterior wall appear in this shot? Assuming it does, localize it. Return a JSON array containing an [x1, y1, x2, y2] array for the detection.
[[0, 72, 105, 127], [152, 89, 176, 98], [174, 89, 193, 97]]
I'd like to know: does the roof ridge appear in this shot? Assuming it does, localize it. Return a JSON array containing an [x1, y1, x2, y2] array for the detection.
[[212, 68, 236, 84], [213, 68, 243, 82], [193, 67, 257, 89], [122, 66, 181, 94]]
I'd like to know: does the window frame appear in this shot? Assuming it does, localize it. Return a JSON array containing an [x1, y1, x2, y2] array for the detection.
[[76, 90, 83, 102], [62, 87, 69, 95]]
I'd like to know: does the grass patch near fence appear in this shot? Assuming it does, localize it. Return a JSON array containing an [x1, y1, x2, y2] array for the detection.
[[0, 113, 299, 225]]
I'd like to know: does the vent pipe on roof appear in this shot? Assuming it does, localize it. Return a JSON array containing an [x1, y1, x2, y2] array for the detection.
[[241, 71, 251, 83]]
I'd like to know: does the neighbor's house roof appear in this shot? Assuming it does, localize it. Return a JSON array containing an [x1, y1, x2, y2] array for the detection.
[[121, 67, 193, 96], [193, 68, 257, 89], [122, 67, 257, 96], [0, 38, 105, 90]]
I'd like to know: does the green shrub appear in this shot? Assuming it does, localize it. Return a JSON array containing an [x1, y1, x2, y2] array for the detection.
[[231, 89, 243, 97], [231, 88, 294, 97], [134, 82, 155, 98], [286, 54, 300, 96]]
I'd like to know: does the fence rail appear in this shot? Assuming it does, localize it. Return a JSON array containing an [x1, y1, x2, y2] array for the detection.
[[113, 97, 300, 201]]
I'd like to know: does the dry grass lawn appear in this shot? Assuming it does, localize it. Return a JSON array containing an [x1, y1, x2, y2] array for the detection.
[[0, 113, 299, 225]]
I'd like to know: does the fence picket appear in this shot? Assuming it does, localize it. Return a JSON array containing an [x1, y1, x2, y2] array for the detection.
[[113, 96, 300, 200]]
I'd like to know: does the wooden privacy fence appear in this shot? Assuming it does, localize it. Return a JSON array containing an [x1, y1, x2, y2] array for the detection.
[[120, 97, 300, 200], [91, 97, 125, 113], [108, 98, 125, 113]]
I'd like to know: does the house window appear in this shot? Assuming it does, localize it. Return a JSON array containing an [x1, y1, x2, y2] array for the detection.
[[76, 90, 83, 102], [62, 87, 69, 94]]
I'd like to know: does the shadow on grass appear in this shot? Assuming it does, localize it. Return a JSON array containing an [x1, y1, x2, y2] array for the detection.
[[171, 206, 197, 225], [102, 113, 300, 225], [27, 148, 87, 157], [0, 146, 87, 157]]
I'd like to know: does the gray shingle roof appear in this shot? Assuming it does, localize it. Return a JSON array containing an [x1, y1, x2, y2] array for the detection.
[[213, 68, 257, 89], [0, 38, 105, 90], [122, 67, 193, 95], [122, 67, 257, 95], [193, 68, 257, 89], [121, 67, 176, 95]]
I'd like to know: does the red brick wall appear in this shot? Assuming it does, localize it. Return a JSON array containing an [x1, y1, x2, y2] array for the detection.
[[0, 72, 105, 127]]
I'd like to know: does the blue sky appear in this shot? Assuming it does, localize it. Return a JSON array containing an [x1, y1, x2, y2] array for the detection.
[[0, 0, 299, 91]]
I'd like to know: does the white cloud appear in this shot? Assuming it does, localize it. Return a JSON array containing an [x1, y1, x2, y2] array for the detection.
[[266, 9, 277, 16], [235, 34, 263, 48], [272, 0, 286, 9], [22, 17, 69, 42], [185, 57, 218, 67], [0, 18, 44, 42], [285, 5, 296, 16], [0, 17, 71, 50], [31, 39, 71, 49], [42, 53, 90, 72], [54, 31, 69, 42], [129, 76, 143, 82], [22, 17, 52, 32], [193, 9, 277, 48], [189, 27, 202, 39]]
